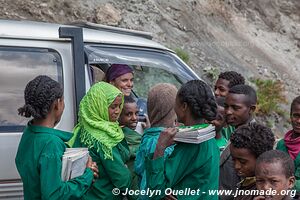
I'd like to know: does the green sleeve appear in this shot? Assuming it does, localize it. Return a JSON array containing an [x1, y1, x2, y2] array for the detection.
[[99, 146, 132, 190], [145, 142, 219, 200], [39, 145, 93, 200]]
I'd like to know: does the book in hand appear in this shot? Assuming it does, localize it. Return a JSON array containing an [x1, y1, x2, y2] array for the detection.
[[61, 148, 89, 181], [174, 124, 216, 144]]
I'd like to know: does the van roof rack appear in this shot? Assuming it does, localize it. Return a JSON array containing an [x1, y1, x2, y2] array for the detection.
[[70, 21, 153, 40]]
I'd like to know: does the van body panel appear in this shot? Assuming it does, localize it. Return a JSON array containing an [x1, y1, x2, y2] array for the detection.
[[0, 20, 201, 199]]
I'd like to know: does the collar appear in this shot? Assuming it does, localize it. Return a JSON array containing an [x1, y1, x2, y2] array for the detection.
[[27, 122, 73, 142], [237, 176, 256, 188]]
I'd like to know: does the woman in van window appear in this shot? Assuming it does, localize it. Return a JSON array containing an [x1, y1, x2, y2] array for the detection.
[[105, 64, 134, 96], [15, 75, 98, 200], [68, 81, 137, 200]]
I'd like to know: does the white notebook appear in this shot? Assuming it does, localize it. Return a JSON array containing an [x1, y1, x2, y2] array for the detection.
[[61, 148, 89, 181]]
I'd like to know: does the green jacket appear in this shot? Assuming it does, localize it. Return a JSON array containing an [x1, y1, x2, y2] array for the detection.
[[145, 139, 220, 200], [15, 123, 93, 200], [72, 130, 136, 200], [276, 139, 300, 192]]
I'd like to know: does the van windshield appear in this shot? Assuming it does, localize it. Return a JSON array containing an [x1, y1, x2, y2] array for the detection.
[[84, 45, 198, 98]]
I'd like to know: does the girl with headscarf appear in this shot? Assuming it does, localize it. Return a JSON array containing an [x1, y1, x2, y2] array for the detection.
[[69, 82, 136, 200], [134, 83, 178, 198]]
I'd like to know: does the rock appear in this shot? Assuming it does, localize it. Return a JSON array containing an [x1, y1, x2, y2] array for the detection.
[[94, 3, 122, 26]]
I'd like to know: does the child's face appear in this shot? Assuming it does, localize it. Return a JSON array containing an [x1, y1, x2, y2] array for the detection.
[[214, 78, 230, 97], [119, 102, 138, 130], [291, 104, 300, 135], [108, 95, 123, 122], [225, 93, 254, 127], [256, 161, 295, 200], [230, 144, 256, 178]]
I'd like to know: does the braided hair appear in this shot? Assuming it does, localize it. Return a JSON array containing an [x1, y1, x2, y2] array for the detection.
[[177, 80, 217, 121], [230, 123, 275, 158], [18, 75, 63, 119], [218, 71, 245, 88]]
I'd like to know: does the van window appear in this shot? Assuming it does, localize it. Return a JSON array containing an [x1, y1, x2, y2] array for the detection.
[[0, 47, 63, 131], [85, 45, 197, 98]]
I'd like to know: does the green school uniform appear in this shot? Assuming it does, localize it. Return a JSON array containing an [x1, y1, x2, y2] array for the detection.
[[122, 127, 142, 158], [73, 133, 136, 200], [15, 123, 93, 200], [122, 127, 141, 193], [216, 136, 228, 152], [221, 125, 235, 141], [145, 139, 220, 200], [276, 139, 300, 192]]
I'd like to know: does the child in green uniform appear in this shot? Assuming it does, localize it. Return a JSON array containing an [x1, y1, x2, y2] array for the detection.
[[229, 123, 275, 200], [69, 81, 136, 200], [145, 80, 220, 200], [254, 150, 296, 200], [119, 95, 142, 157], [15, 75, 98, 200], [135, 83, 178, 199], [276, 96, 300, 196]]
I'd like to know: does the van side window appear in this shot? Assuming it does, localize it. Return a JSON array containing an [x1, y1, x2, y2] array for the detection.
[[0, 47, 63, 131]]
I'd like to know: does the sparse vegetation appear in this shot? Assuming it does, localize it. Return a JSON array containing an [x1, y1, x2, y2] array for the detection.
[[203, 66, 220, 83], [173, 48, 190, 64], [252, 78, 287, 116]]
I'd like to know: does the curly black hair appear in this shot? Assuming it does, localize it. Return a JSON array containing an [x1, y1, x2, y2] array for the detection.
[[177, 80, 217, 121], [291, 96, 300, 114], [18, 75, 63, 119], [230, 123, 275, 158], [228, 84, 257, 106], [256, 150, 294, 178], [218, 71, 245, 88], [124, 95, 136, 104]]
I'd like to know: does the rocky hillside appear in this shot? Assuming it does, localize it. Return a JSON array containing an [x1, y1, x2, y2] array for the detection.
[[1, 0, 299, 135]]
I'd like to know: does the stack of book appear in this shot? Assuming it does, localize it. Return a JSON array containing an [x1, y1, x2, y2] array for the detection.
[[174, 124, 216, 144], [61, 148, 89, 181]]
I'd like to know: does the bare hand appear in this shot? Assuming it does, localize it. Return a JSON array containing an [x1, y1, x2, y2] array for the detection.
[[86, 156, 99, 179], [153, 128, 177, 159], [141, 114, 151, 129], [164, 194, 177, 200]]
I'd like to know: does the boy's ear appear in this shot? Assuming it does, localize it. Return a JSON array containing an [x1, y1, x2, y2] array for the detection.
[[182, 102, 188, 112], [249, 104, 256, 114], [288, 176, 296, 189]]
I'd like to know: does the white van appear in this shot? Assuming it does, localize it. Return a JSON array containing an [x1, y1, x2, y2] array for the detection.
[[0, 20, 199, 199]]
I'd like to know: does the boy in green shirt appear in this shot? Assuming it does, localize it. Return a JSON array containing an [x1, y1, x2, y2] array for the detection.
[[15, 75, 98, 200]]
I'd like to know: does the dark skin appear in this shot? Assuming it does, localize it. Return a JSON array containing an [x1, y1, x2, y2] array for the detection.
[[291, 104, 300, 139], [224, 93, 256, 128], [214, 78, 230, 98], [230, 144, 257, 178], [119, 102, 139, 130], [255, 161, 295, 200], [32, 97, 99, 180]]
